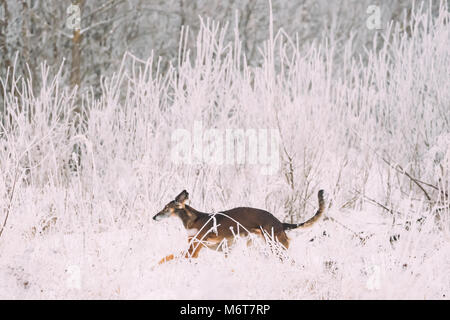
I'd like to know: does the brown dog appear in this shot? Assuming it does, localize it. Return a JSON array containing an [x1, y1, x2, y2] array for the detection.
[[153, 189, 325, 264]]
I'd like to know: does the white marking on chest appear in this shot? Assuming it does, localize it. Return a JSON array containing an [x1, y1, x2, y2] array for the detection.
[[186, 228, 199, 237]]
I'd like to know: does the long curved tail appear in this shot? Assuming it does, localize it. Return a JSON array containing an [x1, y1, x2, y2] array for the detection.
[[283, 190, 325, 231]]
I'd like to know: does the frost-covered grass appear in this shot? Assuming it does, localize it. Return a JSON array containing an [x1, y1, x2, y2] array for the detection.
[[0, 3, 449, 299]]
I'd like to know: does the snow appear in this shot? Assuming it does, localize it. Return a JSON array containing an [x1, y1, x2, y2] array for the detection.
[[0, 2, 449, 299]]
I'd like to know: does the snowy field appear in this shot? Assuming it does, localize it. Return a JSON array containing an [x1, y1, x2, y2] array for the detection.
[[0, 3, 449, 299]]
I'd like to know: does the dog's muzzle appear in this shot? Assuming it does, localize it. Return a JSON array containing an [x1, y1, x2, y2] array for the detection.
[[153, 211, 168, 221]]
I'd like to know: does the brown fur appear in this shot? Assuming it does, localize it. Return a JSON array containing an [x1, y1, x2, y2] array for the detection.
[[153, 189, 325, 263]]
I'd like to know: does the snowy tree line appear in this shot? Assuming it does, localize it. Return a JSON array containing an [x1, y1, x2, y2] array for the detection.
[[0, 0, 440, 106]]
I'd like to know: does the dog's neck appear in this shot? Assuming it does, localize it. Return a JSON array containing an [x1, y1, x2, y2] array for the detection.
[[175, 205, 209, 229]]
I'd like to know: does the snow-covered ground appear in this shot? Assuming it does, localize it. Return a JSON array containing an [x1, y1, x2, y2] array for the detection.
[[0, 3, 449, 299], [1, 196, 449, 299]]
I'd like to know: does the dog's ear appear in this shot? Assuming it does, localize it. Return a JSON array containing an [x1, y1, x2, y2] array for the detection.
[[175, 190, 189, 205]]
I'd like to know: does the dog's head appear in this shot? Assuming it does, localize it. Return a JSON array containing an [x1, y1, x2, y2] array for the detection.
[[153, 190, 189, 221]]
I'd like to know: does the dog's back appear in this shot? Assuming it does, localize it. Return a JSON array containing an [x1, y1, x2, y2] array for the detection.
[[214, 207, 285, 237]]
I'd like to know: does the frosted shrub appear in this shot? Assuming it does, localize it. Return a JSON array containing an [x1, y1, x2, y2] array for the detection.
[[0, 2, 448, 299]]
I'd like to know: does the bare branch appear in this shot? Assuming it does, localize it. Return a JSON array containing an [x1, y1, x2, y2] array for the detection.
[[0, 166, 20, 240], [381, 157, 433, 201]]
